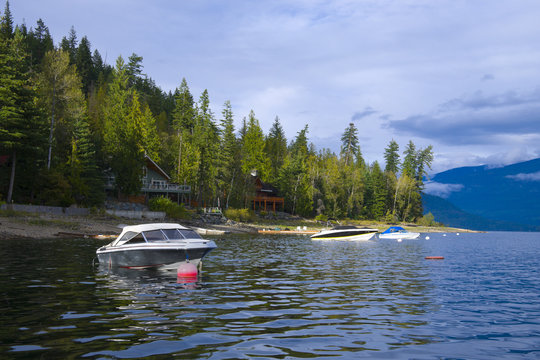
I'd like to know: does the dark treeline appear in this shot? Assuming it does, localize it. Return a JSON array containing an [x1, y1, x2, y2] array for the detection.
[[0, 2, 433, 222]]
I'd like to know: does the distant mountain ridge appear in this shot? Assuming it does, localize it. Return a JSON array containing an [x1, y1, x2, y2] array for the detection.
[[422, 158, 540, 231]]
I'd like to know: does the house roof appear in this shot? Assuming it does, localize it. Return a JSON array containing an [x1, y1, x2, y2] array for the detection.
[[145, 154, 170, 181], [255, 177, 280, 195]]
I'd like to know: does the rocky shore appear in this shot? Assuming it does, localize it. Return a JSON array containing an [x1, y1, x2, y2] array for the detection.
[[0, 212, 259, 240]]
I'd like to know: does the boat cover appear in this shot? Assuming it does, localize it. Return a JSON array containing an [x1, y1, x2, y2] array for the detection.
[[381, 226, 407, 234]]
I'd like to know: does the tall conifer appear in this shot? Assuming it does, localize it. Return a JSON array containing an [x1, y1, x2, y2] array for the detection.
[[0, 1, 13, 39], [340, 122, 360, 166], [1, 27, 44, 203], [218, 100, 240, 208], [76, 36, 94, 95], [384, 139, 400, 174], [265, 116, 287, 182]]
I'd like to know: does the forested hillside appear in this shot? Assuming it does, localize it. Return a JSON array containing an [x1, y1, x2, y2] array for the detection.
[[0, 2, 433, 222]]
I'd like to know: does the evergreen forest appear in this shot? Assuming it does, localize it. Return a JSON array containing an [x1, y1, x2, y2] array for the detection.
[[0, 3, 434, 222]]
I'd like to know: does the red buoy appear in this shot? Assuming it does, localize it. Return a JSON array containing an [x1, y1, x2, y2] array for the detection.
[[425, 256, 444, 260], [177, 262, 198, 282]]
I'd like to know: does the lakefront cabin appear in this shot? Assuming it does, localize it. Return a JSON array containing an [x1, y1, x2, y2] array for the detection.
[[252, 177, 284, 212], [105, 154, 191, 205]]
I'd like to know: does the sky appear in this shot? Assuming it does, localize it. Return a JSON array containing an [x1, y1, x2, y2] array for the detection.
[[9, 0, 540, 174]]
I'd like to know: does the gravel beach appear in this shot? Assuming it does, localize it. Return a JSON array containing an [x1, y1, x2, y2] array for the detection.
[[0, 213, 258, 240]]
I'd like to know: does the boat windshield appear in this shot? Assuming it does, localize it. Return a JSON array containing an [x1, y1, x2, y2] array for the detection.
[[117, 231, 138, 243], [143, 230, 166, 241], [161, 229, 182, 240], [179, 229, 202, 239], [141, 228, 202, 241]]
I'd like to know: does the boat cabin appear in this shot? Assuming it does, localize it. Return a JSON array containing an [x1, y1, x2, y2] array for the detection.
[[111, 224, 202, 247]]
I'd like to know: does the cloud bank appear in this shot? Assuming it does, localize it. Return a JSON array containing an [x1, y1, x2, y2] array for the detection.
[[11, 0, 540, 172], [507, 171, 540, 182], [423, 182, 464, 198]]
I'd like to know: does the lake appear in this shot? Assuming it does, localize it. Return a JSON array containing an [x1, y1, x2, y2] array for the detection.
[[1, 231, 539, 359]]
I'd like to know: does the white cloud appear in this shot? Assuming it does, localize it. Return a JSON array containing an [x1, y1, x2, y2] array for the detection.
[[423, 182, 464, 198], [507, 171, 540, 182]]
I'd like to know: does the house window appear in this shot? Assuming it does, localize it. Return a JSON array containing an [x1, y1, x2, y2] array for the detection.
[[151, 180, 166, 189]]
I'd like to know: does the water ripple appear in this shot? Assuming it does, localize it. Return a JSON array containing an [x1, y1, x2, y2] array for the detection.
[[1, 232, 539, 358]]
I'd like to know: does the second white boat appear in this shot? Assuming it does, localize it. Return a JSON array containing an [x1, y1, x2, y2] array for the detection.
[[311, 226, 378, 241], [378, 226, 420, 240]]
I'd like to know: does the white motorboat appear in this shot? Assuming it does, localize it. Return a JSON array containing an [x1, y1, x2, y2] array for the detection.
[[311, 225, 378, 241], [378, 226, 420, 240], [96, 223, 217, 269]]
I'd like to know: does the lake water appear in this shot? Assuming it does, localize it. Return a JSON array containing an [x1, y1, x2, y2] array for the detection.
[[1, 231, 539, 359]]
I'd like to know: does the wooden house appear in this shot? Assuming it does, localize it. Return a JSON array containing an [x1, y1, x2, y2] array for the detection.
[[105, 155, 191, 204], [252, 177, 284, 212]]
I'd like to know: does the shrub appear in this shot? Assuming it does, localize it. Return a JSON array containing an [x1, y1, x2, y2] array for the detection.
[[35, 169, 74, 207], [224, 208, 254, 222], [149, 196, 188, 219], [314, 214, 328, 222], [417, 212, 436, 227]]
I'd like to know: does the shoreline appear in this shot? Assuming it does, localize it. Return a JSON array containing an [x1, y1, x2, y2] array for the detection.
[[0, 212, 261, 240], [0, 212, 479, 240]]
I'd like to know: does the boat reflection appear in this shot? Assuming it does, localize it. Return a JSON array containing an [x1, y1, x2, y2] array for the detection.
[[96, 263, 202, 292]]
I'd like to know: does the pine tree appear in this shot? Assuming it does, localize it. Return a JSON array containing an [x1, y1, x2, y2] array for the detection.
[[126, 53, 143, 88], [384, 139, 400, 174], [0, 1, 13, 39], [340, 122, 359, 166], [92, 49, 104, 76], [369, 161, 386, 219], [279, 125, 313, 216], [191, 89, 219, 206], [415, 145, 433, 184], [26, 18, 53, 69], [76, 36, 94, 95], [241, 110, 270, 181], [401, 140, 417, 178], [218, 100, 241, 208], [67, 113, 104, 206], [0, 26, 45, 203], [172, 78, 198, 195], [264, 116, 287, 183], [60, 26, 77, 64], [172, 78, 195, 133]]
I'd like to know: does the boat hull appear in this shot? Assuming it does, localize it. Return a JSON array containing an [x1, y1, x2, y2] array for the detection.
[[379, 232, 420, 240], [311, 231, 377, 241], [96, 243, 216, 269]]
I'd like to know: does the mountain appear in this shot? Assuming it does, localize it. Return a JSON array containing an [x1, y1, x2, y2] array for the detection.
[[422, 158, 540, 231], [422, 194, 540, 231]]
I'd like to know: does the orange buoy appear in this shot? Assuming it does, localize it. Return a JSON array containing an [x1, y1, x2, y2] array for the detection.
[[425, 256, 444, 260]]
